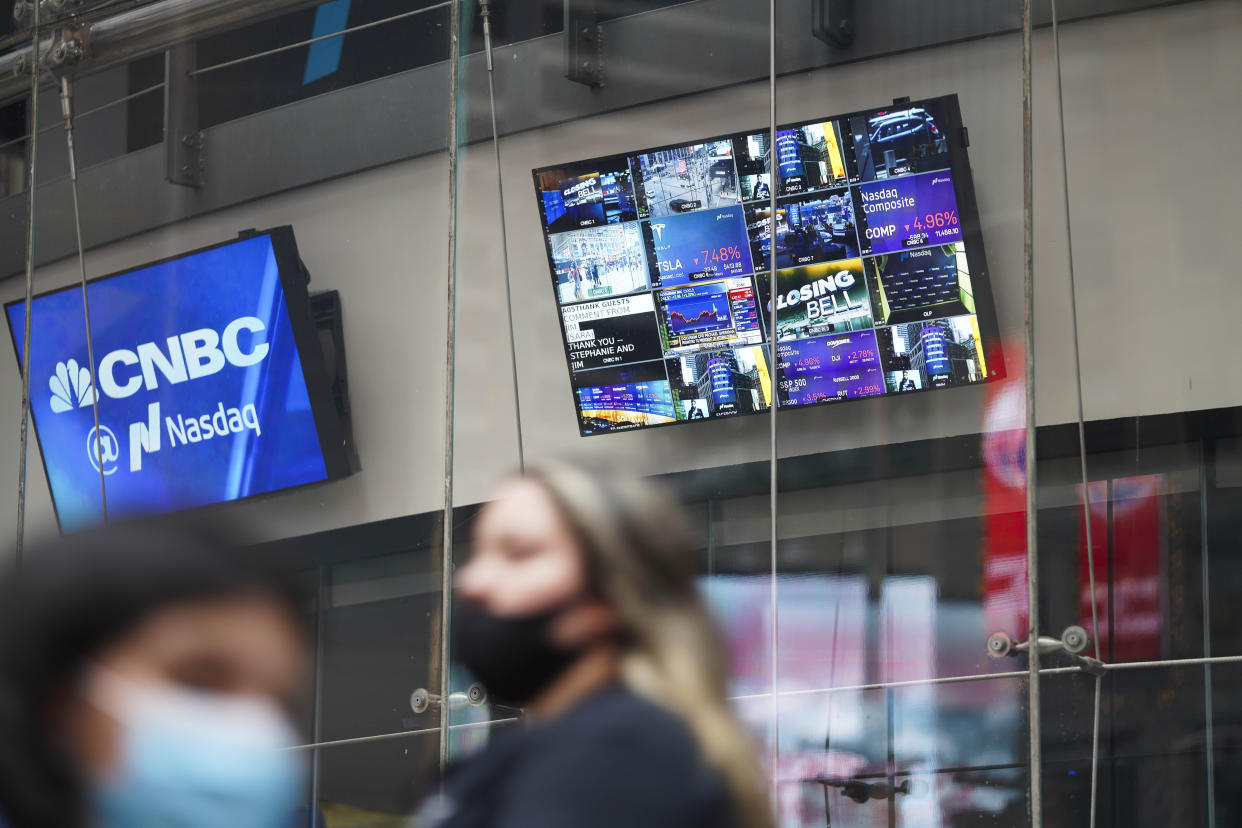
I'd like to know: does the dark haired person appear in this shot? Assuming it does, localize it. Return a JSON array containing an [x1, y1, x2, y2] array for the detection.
[[425, 463, 773, 828], [0, 521, 309, 828]]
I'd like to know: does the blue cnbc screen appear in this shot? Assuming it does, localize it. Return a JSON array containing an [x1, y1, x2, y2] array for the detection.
[[6, 231, 346, 531]]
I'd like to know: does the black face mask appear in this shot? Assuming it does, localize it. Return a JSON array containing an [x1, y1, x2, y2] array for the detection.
[[450, 599, 584, 708]]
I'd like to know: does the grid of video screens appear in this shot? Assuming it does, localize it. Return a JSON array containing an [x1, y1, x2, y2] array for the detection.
[[533, 95, 1003, 436]]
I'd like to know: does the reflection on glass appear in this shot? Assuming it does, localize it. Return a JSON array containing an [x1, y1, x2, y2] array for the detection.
[[314, 733, 438, 828], [769, 680, 1025, 828]]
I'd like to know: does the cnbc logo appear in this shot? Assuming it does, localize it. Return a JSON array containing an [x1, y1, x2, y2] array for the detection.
[[42, 316, 271, 473], [49, 359, 99, 413], [45, 317, 269, 415]]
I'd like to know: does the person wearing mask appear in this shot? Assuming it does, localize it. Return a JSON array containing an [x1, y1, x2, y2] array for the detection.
[[426, 462, 773, 828], [0, 520, 310, 828]]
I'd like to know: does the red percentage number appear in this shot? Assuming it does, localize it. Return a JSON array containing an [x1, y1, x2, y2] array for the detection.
[[911, 210, 959, 232], [700, 246, 743, 264], [923, 210, 959, 229]]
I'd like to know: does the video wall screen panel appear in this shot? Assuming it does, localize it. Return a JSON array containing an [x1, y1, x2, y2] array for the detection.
[[5, 227, 353, 529], [532, 95, 1004, 436]]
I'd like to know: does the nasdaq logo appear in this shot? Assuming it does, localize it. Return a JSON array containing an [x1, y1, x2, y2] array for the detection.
[[85, 425, 120, 476]]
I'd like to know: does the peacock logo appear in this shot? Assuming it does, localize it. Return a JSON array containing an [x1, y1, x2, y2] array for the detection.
[[49, 359, 97, 414]]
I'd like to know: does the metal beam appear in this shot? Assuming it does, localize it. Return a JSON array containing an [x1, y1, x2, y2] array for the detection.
[[0, 0, 1201, 280], [0, 0, 327, 105]]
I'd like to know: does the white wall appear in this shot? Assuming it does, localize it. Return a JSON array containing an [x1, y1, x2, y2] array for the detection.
[[2, 0, 1238, 546], [1033, 1, 1242, 421], [454, 0, 1242, 500]]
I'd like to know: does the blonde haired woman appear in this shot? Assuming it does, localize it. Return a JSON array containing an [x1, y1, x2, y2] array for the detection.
[[425, 462, 773, 828]]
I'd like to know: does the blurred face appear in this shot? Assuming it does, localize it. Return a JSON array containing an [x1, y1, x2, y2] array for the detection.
[[457, 478, 588, 617], [58, 595, 307, 777]]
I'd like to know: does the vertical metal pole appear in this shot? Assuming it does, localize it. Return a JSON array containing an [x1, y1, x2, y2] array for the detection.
[[1089, 675, 1102, 826], [310, 565, 327, 817], [767, 0, 780, 821], [1200, 439, 1217, 827], [15, 0, 41, 566], [1105, 479, 1117, 820], [1020, 1, 1042, 826], [885, 684, 896, 828], [59, 76, 109, 522], [1049, 0, 1100, 667], [821, 548, 844, 828], [706, 498, 715, 604], [1049, 5, 1104, 825], [480, 0, 525, 473], [438, 0, 461, 775]]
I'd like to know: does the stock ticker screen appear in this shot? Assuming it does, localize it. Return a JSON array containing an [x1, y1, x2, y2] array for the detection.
[[532, 95, 1004, 436]]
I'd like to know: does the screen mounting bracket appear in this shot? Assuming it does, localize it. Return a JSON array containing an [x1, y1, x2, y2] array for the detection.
[[564, 0, 604, 88], [164, 42, 203, 189], [812, 0, 855, 49]]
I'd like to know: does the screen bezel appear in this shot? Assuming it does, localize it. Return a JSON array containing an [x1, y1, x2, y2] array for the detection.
[[4, 225, 354, 530], [532, 94, 1006, 437]]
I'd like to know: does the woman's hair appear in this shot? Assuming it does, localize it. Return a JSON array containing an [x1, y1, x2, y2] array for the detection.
[[523, 462, 775, 828], [0, 518, 305, 828]]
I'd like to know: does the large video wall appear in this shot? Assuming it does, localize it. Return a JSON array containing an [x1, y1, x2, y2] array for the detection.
[[532, 95, 1003, 436]]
